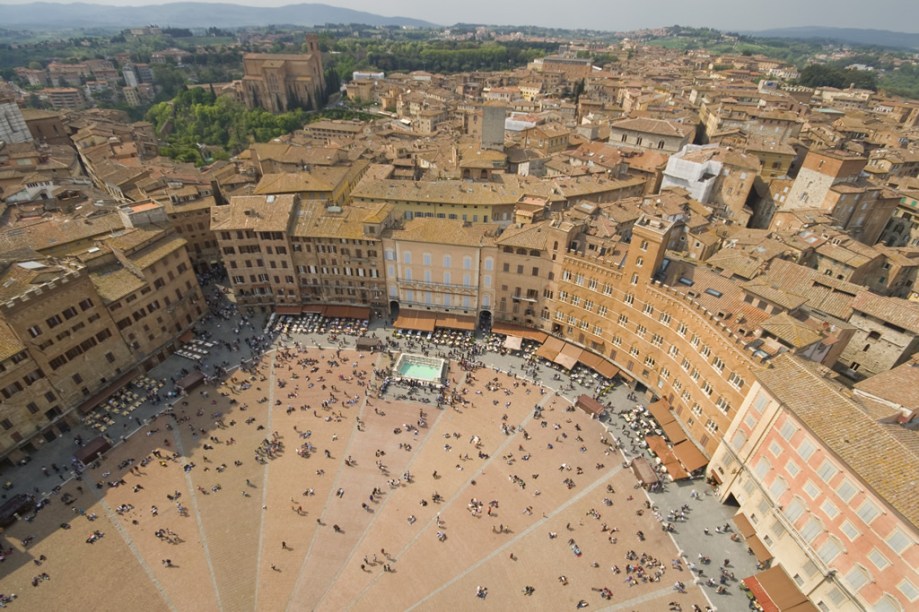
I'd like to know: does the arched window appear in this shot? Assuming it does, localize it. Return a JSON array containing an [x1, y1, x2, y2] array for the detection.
[[403, 251, 412, 265], [874, 595, 902, 612], [843, 565, 870, 593], [817, 535, 843, 564], [443, 254, 452, 268], [484, 257, 494, 271]]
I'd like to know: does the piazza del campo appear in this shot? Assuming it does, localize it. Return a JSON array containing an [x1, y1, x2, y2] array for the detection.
[[0, 8, 918, 612]]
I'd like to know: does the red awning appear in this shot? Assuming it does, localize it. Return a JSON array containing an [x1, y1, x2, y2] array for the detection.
[[394, 310, 437, 332], [577, 351, 620, 379], [436, 315, 476, 331], [742, 566, 818, 612], [645, 435, 673, 460], [747, 534, 774, 563], [490, 322, 547, 343], [553, 343, 583, 370], [535, 336, 565, 361], [664, 460, 690, 480], [671, 439, 709, 472], [301, 304, 326, 314], [647, 399, 676, 426], [325, 305, 370, 319], [275, 305, 301, 315], [733, 512, 756, 539], [661, 420, 687, 444]]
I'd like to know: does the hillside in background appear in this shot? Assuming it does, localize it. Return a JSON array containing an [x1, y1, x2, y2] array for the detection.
[[0, 2, 438, 29], [746, 26, 919, 49]]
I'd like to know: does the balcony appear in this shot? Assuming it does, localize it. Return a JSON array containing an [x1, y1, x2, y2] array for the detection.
[[398, 279, 478, 295]]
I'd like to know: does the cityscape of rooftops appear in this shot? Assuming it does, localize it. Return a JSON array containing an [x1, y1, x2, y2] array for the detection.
[[0, 1, 917, 610]]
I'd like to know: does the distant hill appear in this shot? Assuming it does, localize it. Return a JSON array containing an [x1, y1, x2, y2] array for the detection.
[[0, 2, 438, 30], [745, 26, 919, 50]]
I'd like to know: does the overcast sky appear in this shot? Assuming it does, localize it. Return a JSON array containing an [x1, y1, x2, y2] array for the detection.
[[0, 0, 917, 33]]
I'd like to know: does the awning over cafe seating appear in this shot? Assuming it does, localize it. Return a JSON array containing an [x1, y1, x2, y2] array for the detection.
[[671, 439, 709, 472], [645, 435, 692, 481], [301, 304, 326, 314], [576, 394, 605, 417], [179, 331, 195, 343], [76, 368, 139, 415], [742, 566, 818, 612], [394, 310, 437, 332], [503, 336, 523, 351], [733, 512, 756, 539], [577, 351, 620, 379], [275, 305, 301, 315], [645, 435, 672, 459], [661, 420, 687, 444], [435, 315, 476, 331], [664, 460, 690, 480], [535, 336, 565, 361], [325, 305, 371, 320], [747, 534, 774, 563], [490, 323, 547, 343], [647, 399, 676, 426], [553, 343, 583, 370]]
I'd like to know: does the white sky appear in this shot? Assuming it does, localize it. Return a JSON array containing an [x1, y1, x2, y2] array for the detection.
[[0, 0, 917, 32]]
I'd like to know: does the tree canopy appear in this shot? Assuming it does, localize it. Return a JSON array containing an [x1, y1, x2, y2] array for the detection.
[[146, 88, 311, 166], [796, 64, 878, 91]]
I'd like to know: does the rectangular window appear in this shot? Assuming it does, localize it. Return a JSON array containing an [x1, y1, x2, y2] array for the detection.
[[836, 479, 857, 503], [728, 372, 745, 390], [785, 498, 805, 523], [817, 538, 843, 564], [898, 579, 919, 603], [780, 421, 796, 441], [817, 460, 838, 483], [804, 480, 820, 499], [886, 528, 911, 555], [840, 521, 860, 542], [798, 438, 816, 461], [800, 517, 823, 543], [821, 499, 839, 520], [857, 499, 880, 524], [868, 548, 890, 570]]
